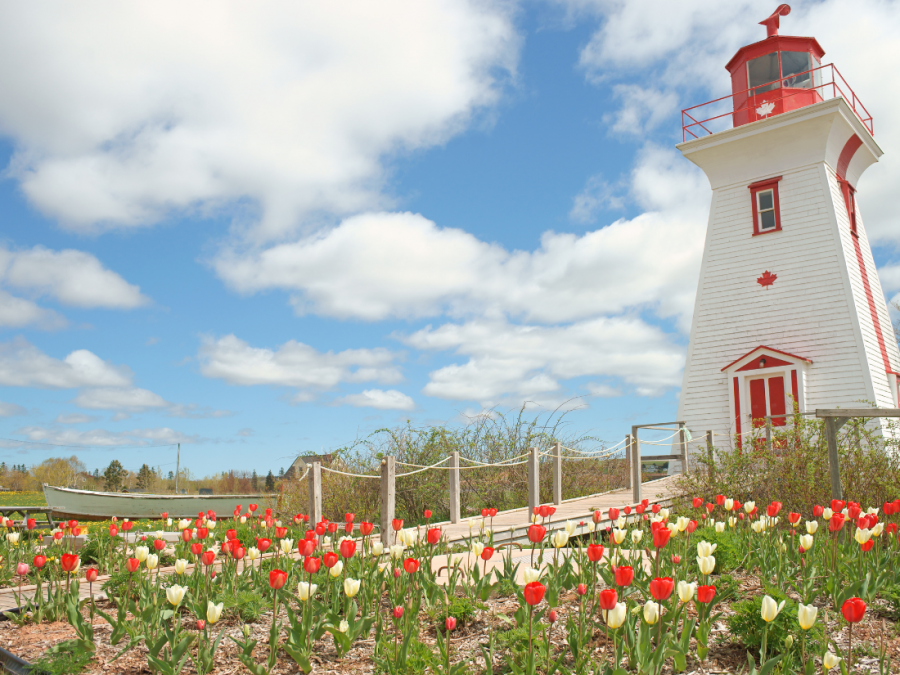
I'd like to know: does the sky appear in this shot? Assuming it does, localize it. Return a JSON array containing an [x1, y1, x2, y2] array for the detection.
[[0, 0, 898, 477]]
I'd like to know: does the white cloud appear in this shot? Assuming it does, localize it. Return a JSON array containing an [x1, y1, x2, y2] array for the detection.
[[15, 426, 198, 447], [586, 382, 622, 398], [0, 337, 131, 388], [198, 334, 403, 394], [54, 413, 98, 424], [337, 389, 415, 411], [0, 401, 27, 418], [0, 246, 148, 309], [215, 146, 708, 330], [880, 262, 900, 294], [73, 387, 169, 412], [403, 317, 684, 405], [0, 290, 67, 330], [0, 1, 516, 240], [604, 85, 679, 137], [569, 174, 625, 224]]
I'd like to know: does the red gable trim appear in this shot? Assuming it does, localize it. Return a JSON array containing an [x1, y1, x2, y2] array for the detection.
[[721, 345, 813, 372], [736, 355, 794, 372], [836, 135, 862, 183], [748, 176, 782, 190]]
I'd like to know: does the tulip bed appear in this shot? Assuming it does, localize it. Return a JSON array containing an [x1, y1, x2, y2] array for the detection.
[[1, 497, 899, 675]]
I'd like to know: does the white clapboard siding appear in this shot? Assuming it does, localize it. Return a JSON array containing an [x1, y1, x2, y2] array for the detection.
[[673, 98, 900, 453]]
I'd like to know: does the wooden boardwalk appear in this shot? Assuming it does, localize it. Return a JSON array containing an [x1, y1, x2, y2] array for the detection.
[[0, 476, 680, 612]]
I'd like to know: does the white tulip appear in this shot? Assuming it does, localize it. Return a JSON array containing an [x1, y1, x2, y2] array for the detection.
[[145, 554, 159, 570], [822, 508, 833, 520], [338, 620, 349, 633], [604, 602, 627, 629], [854, 528, 871, 545], [799, 534, 813, 551], [344, 578, 361, 598], [872, 522, 884, 537], [471, 541, 485, 557], [6, 533, 18, 545], [615, 517, 626, 529], [715, 522, 725, 533], [329, 560, 344, 577], [823, 652, 841, 670], [389, 544, 405, 559], [174, 559, 188, 575], [399, 529, 416, 547], [522, 567, 541, 584], [677, 580, 696, 603], [744, 501, 755, 513], [565, 521, 577, 535], [370, 541, 384, 556], [760, 595, 785, 622], [697, 555, 716, 575], [677, 516, 690, 532], [207, 601, 224, 624], [643, 600, 660, 625], [806, 520, 818, 534], [297, 582, 318, 601], [631, 530, 643, 544], [551, 530, 569, 549], [612, 529, 626, 545], [724, 498, 734, 511], [166, 584, 187, 606], [280, 538, 294, 555], [728, 516, 737, 528], [697, 541, 717, 558], [247, 547, 260, 561], [798, 603, 817, 630], [586, 521, 596, 533], [658, 508, 669, 520], [135, 546, 149, 562]]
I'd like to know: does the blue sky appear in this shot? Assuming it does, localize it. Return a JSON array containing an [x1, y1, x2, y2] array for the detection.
[[0, 1, 898, 476]]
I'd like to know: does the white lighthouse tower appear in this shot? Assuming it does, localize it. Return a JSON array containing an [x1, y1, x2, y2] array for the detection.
[[675, 5, 900, 448]]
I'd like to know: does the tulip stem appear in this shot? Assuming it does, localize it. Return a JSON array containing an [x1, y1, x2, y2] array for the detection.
[[847, 622, 853, 673]]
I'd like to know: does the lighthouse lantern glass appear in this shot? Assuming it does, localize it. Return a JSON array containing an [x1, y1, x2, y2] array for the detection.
[[780, 51, 812, 88], [747, 52, 779, 95]]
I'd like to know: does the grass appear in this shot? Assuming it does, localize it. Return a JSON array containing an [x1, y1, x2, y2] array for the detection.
[[0, 491, 47, 507]]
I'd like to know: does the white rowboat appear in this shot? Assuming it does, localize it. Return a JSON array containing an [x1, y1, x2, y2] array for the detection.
[[42, 484, 277, 520]]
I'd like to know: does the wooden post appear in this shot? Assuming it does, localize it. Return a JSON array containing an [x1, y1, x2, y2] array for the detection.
[[678, 422, 689, 474], [823, 418, 844, 501], [630, 426, 642, 504], [308, 461, 322, 524], [706, 431, 714, 481], [379, 456, 396, 546], [765, 419, 773, 454], [527, 447, 540, 514], [552, 442, 563, 505], [625, 435, 632, 490], [449, 451, 461, 524]]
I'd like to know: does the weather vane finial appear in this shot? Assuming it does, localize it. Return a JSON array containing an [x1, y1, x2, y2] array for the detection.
[[759, 4, 791, 38]]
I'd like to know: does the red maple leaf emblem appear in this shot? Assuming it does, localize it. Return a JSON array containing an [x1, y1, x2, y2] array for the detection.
[[757, 270, 777, 288]]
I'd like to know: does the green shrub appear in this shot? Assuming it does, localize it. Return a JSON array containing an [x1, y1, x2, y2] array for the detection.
[[726, 586, 824, 660], [32, 641, 93, 675], [880, 585, 900, 621], [224, 589, 268, 623]]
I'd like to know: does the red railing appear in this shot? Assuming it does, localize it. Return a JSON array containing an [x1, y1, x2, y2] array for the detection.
[[681, 63, 873, 142]]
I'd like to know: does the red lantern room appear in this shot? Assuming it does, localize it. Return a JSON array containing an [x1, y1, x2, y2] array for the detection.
[[726, 5, 825, 127], [681, 4, 872, 140]]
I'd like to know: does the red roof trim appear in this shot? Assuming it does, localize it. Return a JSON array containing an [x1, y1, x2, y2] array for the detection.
[[721, 345, 813, 372], [725, 35, 825, 73], [748, 176, 782, 190]]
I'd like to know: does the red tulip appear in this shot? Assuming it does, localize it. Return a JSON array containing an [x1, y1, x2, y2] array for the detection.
[[232, 546, 245, 560], [26, 518, 35, 530], [527, 524, 546, 543], [705, 503, 714, 513], [392, 518, 404, 531], [860, 540, 874, 552], [190, 543, 203, 556], [587, 543, 604, 562], [153, 539, 166, 551], [249, 504, 257, 512], [614, 565, 634, 587], [297, 539, 315, 557], [323, 551, 339, 568], [767, 502, 783, 517], [201, 551, 216, 566], [887, 523, 898, 536], [315, 523, 327, 536], [884, 502, 895, 516], [548, 609, 558, 623], [327, 523, 337, 534], [548, 506, 556, 517], [424, 509, 433, 519], [671, 554, 681, 564], [829, 513, 845, 532], [269, 568, 287, 590], [227, 528, 237, 540], [608, 508, 619, 521], [488, 508, 498, 518], [360, 522, 374, 536], [715, 495, 725, 506], [697, 585, 716, 603], [122, 521, 134, 531], [788, 512, 801, 525], [538, 505, 551, 519], [692, 497, 703, 508], [652, 527, 671, 549], [393, 606, 404, 619], [480, 546, 494, 561], [651, 504, 660, 514], [304, 530, 316, 540], [687, 519, 698, 533], [592, 510, 603, 524], [85, 567, 98, 582], [598, 588, 618, 610], [847, 503, 861, 521], [33, 555, 47, 569], [830, 499, 845, 512], [623, 506, 632, 515], [841, 597, 866, 623], [109, 525, 118, 537], [523, 581, 546, 606], [481, 508, 490, 518], [427, 528, 441, 545], [576, 583, 587, 596], [403, 558, 420, 574], [182, 529, 193, 543], [649, 576, 674, 601], [304, 556, 322, 574], [445, 616, 457, 631], [197, 527, 208, 540], [345, 513, 355, 523], [61, 554, 79, 572], [126, 557, 140, 573], [813, 505, 824, 517], [275, 527, 287, 539], [257, 538, 272, 553], [197, 619, 206, 631], [635, 504, 646, 514], [340, 539, 357, 559]]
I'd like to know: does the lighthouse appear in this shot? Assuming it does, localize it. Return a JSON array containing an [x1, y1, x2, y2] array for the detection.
[[675, 5, 900, 448]]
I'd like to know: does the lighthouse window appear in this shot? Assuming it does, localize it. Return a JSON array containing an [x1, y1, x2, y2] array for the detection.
[[781, 51, 812, 89], [757, 190, 776, 230], [747, 52, 779, 95], [748, 177, 782, 236]]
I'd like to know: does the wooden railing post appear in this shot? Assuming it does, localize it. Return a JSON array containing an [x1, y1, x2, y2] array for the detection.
[[766, 419, 773, 454], [630, 426, 642, 504], [449, 451, 461, 524], [678, 422, 689, 474], [379, 456, 396, 546], [527, 447, 540, 514], [552, 442, 563, 505], [308, 461, 322, 524], [823, 418, 844, 501], [706, 431, 714, 481], [625, 435, 632, 490]]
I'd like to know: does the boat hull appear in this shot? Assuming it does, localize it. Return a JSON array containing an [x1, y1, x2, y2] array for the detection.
[[42, 485, 276, 520]]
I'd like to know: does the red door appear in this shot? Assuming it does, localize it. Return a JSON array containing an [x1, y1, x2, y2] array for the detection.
[[749, 378, 767, 428], [768, 376, 786, 426]]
